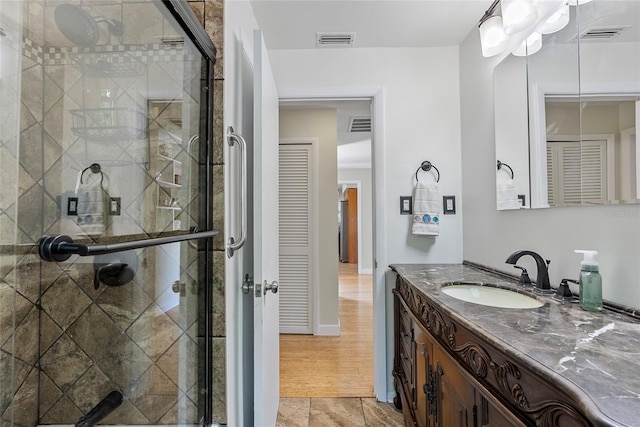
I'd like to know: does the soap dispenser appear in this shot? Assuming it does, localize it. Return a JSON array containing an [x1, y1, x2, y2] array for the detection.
[[575, 250, 602, 312]]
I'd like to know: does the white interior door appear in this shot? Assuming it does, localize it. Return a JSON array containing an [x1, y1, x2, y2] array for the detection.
[[279, 143, 313, 334], [253, 29, 280, 426]]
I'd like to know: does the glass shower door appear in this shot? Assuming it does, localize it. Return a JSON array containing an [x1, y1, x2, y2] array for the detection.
[[0, 1, 25, 425], [0, 0, 217, 425]]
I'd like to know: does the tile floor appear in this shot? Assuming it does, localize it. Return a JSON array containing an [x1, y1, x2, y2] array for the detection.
[[276, 397, 404, 427]]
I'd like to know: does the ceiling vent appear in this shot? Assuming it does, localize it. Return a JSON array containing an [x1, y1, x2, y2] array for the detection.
[[579, 26, 629, 40], [348, 117, 371, 133], [316, 32, 355, 48]]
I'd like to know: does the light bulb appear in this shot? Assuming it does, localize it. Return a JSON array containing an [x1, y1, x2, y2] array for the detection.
[[502, 0, 538, 34], [513, 32, 543, 56], [479, 15, 509, 57], [537, 4, 570, 34]]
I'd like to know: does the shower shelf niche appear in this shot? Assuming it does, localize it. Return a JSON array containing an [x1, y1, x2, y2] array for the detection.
[[70, 107, 147, 140], [155, 146, 182, 212]]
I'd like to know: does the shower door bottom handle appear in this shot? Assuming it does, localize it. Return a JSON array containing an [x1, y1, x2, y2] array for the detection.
[[39, 230, 218, 262]]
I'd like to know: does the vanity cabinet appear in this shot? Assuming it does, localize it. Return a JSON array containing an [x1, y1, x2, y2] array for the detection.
[[393, 275, 592, 427], [395, 295, 518, 427]]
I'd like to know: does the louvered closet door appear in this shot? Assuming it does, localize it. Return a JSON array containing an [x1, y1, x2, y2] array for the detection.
[[547, 140, 607, 206], [279, 144, 313, 334]]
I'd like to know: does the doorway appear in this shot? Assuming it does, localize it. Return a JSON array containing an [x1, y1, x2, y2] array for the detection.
[[337, 180, 371, 275], [279, 263, 374, 397], [278, 98, 374, 397], [339, 186, 358, 265]]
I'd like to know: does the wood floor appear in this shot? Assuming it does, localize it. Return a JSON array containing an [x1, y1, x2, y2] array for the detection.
[[279, 263, 374, 397]]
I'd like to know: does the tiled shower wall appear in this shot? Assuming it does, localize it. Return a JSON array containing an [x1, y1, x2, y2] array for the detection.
[[0, 0, 225, 425]]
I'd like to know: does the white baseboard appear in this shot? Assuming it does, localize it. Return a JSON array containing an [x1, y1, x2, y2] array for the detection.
[[359, 268, 373, 274], [316, 322, 341, 336], [386, 391, 396, 403]]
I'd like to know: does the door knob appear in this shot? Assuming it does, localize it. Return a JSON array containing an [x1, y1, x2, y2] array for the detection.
[[172, 281, 186, 296], [242, 274, 254, 294], [264, 280, 278, 294]]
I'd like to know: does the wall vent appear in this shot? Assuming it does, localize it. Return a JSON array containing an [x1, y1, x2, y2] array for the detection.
[[580, 26, 628, 40], [348, 117, 371, 133], [316, 32, 355, 48]]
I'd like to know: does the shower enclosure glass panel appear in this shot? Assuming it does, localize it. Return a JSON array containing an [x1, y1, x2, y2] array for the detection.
[[1, 2, 24, 426], [0, 0, 215, 425]]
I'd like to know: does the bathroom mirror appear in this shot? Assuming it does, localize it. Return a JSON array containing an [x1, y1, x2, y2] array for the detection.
[[494, 0, 640, 209], [494, 54, 530, 210]]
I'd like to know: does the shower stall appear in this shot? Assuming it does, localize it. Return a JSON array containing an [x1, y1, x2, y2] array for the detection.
[[0, 0, 222, 425]]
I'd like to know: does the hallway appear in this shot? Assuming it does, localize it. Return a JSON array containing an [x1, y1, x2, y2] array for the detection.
[[277, 263, 403, 426], [279, 262, 373, 397]]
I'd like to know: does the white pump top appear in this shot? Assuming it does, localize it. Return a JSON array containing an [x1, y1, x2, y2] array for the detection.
[[575, 250, 599, 267]]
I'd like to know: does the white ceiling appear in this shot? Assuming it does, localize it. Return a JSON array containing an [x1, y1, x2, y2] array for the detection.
[[251, 0, 494, 50]]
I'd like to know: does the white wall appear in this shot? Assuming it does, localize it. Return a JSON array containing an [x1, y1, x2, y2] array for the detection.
[[338, 167, 373, 273], [280, 108, 340, 330], [269, 46, 464, 400], [460, 27, 640, 308], [580, 43, 640, 93], [270, 47, 464, 264]]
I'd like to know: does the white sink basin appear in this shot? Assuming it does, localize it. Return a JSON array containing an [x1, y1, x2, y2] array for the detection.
[[441, 284, 543, 309]]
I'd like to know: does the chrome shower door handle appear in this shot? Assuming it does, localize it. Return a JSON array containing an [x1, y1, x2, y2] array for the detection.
[[227, 126, 247, 258], [38, 230, 217, 262]]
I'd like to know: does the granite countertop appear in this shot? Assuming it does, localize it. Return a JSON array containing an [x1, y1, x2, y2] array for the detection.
[[390, 263, 640, 427]]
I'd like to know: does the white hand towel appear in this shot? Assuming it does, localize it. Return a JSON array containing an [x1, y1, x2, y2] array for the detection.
[[496, 179, 521, 210], [412, 181, 441, 236], [76, 172, 108, 236]]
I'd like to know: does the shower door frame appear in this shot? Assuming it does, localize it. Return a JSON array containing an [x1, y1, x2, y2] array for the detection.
[[160, 1, 217, 424]]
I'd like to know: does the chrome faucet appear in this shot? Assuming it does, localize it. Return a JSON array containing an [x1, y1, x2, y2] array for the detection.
[[505, 250, 554, 294]]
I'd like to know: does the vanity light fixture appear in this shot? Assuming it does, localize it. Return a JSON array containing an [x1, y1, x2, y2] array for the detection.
[[502, 0, 538, 34], [479, 0, 509, 57], [512, 31, 542, 56], [480, 15, 509, 57], [537, 3, 570, 34], [479, 0, 584, 58]]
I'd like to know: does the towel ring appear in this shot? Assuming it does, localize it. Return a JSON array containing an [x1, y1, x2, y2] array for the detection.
[[496, 160, 514, 179], [80, 163, 105, 185], [415, 161, 440, 183]]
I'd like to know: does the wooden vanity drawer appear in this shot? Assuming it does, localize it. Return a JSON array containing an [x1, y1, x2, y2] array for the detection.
[[400, 347, 412, 378], [399, 311, 413, 356], [400, 326, 412, 356], [400, 306, 411, 332]]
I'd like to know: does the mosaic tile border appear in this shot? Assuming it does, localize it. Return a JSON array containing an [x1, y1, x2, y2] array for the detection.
[[23, 37, 44, 65], [21, 37, 195, 67]]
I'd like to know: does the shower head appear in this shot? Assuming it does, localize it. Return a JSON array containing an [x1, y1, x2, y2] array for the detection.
[[54, 4, 124, 46], [54, 4, 99, 46]]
